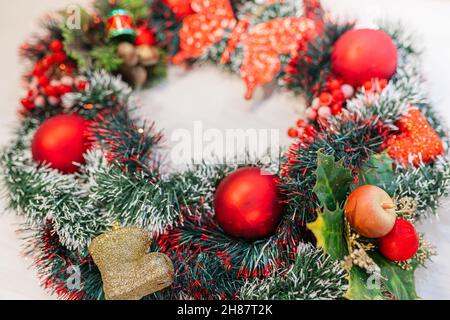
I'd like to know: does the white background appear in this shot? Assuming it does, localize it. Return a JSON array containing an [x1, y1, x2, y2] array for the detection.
[[1, 0, 450, 299]]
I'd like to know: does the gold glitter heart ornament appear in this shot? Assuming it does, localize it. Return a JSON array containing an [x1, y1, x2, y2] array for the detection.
[[89, 225, 174, 300]]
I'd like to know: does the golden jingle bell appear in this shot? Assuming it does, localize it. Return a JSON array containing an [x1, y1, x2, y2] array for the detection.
[[136, 45, 160, 66], [89, 225, 174, 300]]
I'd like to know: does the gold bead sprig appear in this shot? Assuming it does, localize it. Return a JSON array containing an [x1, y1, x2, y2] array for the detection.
[[394, 197, 417, 223], [342, 219, 380, 275], [397, 236, 436, 271]]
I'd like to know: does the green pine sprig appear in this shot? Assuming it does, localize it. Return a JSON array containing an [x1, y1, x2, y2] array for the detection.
[[239, 244, 347, 300]]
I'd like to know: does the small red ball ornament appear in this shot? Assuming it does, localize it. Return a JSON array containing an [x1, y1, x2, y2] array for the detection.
[[32, 114, 90, 174], [135, 26, 156, 46], [379, 218, 419, 262], [214, 167, 284, 240], [331, 29, 398, 86]]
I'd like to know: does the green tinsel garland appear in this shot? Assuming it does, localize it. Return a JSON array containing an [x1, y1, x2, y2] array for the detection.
[[1, 0, 449, 301]]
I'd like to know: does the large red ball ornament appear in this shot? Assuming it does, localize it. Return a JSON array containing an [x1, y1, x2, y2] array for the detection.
[[331, 29, 398, 86], [379, 218, 419, 262], [32, 114, 90, 174], [214, 167, 284, 240]]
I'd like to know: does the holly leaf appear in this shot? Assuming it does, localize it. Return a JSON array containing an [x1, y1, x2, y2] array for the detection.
[[344, 252, 419, 300], [357, 153, 396, 195], [313, 151, 354, 210], [307, 206, 347, 260], [308, 151, 353, 260], [372, 253, 420, 300], [344, 267, 384, 300]]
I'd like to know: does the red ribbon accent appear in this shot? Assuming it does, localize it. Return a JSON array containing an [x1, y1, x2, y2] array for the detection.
[[173, 0, 324, 99]]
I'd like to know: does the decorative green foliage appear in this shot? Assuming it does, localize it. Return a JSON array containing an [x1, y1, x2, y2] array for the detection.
[[308, 152, 352, 260], [89, 165, 184, 234], [63, 70, 133, 119], [394, 158, 450, 217], [357, 153, 396, 195], [239, 244, 347, 300], [307, 207, 347, 261], [119, 0, 150, 20], [313, 152, 354, 210], [372, 253, 419, 300], [62, 25, 88, 69], [346, 251, 421, 300], [344, 267, 384, 300], [201, 37, 243, 74], [62, 8, 107, 70], [91, 45, 123, 72]]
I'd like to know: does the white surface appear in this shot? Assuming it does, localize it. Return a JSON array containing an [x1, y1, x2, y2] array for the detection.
[[1, 0, 450, 300]]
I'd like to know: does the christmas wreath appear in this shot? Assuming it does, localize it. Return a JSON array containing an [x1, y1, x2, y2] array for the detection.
[[1, 0, 449, 300]]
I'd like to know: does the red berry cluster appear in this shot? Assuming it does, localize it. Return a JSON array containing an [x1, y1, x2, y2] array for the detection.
[[287, 119, 316, 139], [288, 78, 354, 138], [20, 40, 87, 113], [288, 77, 392, 139], [362, 78, 388, 94]]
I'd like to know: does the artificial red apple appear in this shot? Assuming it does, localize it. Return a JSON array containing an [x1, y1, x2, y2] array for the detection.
[[344, 185, 396, 238]]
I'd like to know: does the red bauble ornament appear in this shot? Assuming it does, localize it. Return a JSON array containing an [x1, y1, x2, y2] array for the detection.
[[135, 26, 156, 46], [331, 29, 398, 86], [214, 167, 284, 240], [379, 218, 419, 262], [164, 0, 194, 19], [32, 114, 90, 174]]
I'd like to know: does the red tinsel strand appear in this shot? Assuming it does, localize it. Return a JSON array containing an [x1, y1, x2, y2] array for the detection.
[[21, 221, 95, 300]]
